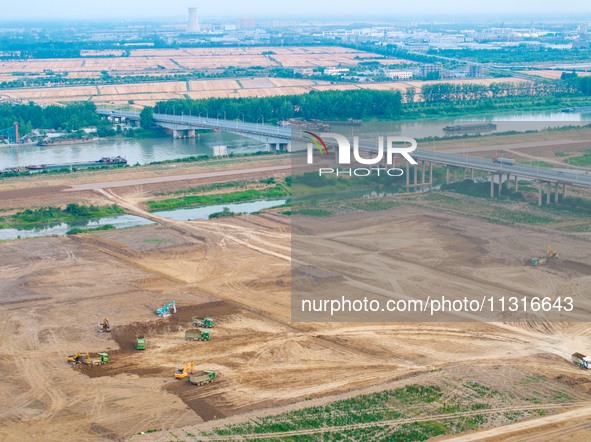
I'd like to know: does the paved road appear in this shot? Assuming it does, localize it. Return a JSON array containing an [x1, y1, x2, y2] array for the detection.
[[98, 110, 292, 140], [412, 148, 591, 186], [443, 138, 591, 155], [64, 165, 292, 192]]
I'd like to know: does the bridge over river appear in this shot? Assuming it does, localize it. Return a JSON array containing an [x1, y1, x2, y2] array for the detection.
[[99, 109, 591, 205]]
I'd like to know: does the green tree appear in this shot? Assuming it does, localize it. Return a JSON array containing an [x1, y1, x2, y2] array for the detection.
[[140, 107, 154, 129]]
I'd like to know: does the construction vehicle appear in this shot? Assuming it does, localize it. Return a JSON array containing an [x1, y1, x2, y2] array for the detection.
[[98, 317, 111, 333], [156, 301, 176, 318], [175, 360, 194, 379], [530, 246, 559, 267], [66, 352, 110, 365], [185, 329, 211, 341], [189, 370, 216, 386], [66, 352, 87, 364], [492, 157, 516, 166], [572, 353, 590, 369], [192, 317, 214, 328], [136, 336, 146, 350]]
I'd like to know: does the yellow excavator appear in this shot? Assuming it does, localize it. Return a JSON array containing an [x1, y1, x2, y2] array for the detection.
[[175, 361, 195, 379], [98, 317, 111, 333], [66, 352, 89, 364], [531, 246, 559, 266]]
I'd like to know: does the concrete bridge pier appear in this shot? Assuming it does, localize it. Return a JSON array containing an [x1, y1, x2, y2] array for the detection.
[[538, 181, 543, 206], [563, 183, 567, 199], [490, 173, 495, 198], [406, 163, 410, 192], [498, 174, 502, 197], [421, 161, 426, 192], [515, 176, 519, 192], [267, 143, 291, 152], [546, 182, 551, 205], [172, 129, 195, 139]]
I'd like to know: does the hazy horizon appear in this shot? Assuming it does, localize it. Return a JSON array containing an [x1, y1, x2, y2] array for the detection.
[[3, 0, 591, 21]]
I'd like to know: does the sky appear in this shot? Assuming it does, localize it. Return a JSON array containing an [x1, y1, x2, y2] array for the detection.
[[4, 0, 591, 20]]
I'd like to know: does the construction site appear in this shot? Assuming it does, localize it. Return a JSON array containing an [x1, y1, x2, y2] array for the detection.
[[1, 124, 591, 440]]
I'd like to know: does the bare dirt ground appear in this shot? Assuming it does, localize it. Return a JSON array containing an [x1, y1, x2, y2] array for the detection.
[[2, 133, 591, 440], [2, 174, 591, 441]]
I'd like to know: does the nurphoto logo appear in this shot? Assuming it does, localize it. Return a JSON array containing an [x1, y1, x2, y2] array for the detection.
[[304, 132, 418, 177]]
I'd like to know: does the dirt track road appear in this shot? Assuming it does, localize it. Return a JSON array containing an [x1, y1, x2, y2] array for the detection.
[[440, 404, 591, 441], [64, 165, 292, 192], [443, 138, 591, 155]]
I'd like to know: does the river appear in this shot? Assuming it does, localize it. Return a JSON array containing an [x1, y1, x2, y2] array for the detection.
[[0, 110, 590, 169]]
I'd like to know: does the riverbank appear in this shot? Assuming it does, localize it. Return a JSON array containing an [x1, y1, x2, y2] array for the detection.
[[146, 183, 290, 211], [395, 96, 591, 121], [0, 204, 123, 229]]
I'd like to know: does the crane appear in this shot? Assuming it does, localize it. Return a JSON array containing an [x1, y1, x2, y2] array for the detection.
[[156, 301, 176, 318]]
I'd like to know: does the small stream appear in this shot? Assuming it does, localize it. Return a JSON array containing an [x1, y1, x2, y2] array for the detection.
[[0, 199, 287, 241]]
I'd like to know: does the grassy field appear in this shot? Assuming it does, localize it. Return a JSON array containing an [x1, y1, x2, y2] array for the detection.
[[66, 224, 116, 235], [567, 150, 591, 167], [146, 184, 289, 211], [0, 204, 123, 229], [195, 373, 576, 441]]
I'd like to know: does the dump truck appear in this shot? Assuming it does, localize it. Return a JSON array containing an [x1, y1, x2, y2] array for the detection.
[[572, 352, 590, 369], [189, 370, 216, 386], [530, 257, 547, 266], [98, 317, 111, 333], [493, 157, 515, 166], [185, 329, 211, 341], [192, 317, 214, 328], [136, 336, 146, 350]]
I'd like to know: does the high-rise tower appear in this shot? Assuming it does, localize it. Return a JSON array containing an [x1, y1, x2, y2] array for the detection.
[[187, 7, 200, 33]]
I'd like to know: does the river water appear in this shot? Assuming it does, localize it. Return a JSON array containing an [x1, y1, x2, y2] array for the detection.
[[0, 111, 589, 169], [0, 199, 287, 241], [0, 131, 259, 169]]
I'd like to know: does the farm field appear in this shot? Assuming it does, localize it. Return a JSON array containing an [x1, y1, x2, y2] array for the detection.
[[0, 76, 532, 107]]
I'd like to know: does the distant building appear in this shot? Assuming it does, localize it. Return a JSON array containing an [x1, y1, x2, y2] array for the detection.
[[239, 17, 257, 29], [187, 7, 200, 33], [419, 63, 442, 79], [385, 70, 413, 80], [294, 67, 314, 76], [468, 65, 484, 78], [324, 67, 350, 76]]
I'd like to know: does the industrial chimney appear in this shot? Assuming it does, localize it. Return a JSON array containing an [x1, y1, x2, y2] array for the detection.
[[187, 7, 200, 33]]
